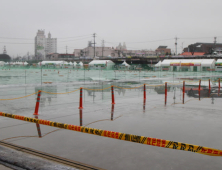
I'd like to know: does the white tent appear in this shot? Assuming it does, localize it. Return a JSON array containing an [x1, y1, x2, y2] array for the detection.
[[73, 62, 77, 66], [0, 61, 5, 66], [215, 59, 222, 71], [88, 60, 114, 69], [78, 62, 83, 66], [155, 61, 162, 67], [76, 61, 83, 69], [158, 59, 215, 72], [41, 61, 64, 65], [24, 61, 28, 65], [121, 61, 130, 67]]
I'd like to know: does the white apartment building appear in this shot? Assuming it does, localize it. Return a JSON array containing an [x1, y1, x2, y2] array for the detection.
[[35, 30, 57, 59]]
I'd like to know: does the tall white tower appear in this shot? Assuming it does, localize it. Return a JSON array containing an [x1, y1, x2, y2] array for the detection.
[[35, 30, 57, 60], [45, 32, 57, 55], [35, 30, 46, 60]]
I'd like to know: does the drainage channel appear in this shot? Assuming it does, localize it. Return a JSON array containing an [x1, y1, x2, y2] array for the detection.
[[0, 141, 103, 170]]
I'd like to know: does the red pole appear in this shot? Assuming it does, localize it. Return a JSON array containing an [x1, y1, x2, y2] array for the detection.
[[143, 84, 146, 100], [165, 82, 167, 106], [183, 81, 185, 104], [79, 87, 83, 109], [111, 86, 115, 104], [79, 109, 83, 126], [33, 90, 41, 115], [219, 78, 221, 96], [199, 80, 201, 101], [209, 79, 211, 97]]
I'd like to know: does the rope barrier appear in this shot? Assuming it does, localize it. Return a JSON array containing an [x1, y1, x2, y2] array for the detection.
[[0, 92, 38, 101], [145, 84, 164, 87], [113, 85, 144, 89], [1, 112, 222, 157], [41, 89, 80, 94], [167, 82, 183, 85], [82, 87, 111, 91]]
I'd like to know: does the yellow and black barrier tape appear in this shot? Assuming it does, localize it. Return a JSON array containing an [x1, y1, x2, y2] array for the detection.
[[0, 112, 222, 156]]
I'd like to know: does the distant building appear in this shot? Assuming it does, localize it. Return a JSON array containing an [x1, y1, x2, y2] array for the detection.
[[46, 53, 74, 61], [180, 52, 205, 56], [35, 30, 57, 60], [0, 54, 11, 62], [155, 46, 171, 55], [183, 42, 222, 55], [74, 42, 156, 58], [74, 41, 117, 58], [45, 32, 57, 55]]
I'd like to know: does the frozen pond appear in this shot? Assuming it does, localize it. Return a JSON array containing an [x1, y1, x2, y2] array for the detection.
[[0, 69, 222, 169]]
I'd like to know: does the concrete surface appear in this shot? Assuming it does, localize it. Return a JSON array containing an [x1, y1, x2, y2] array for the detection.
[[0, 164, 13, 170]]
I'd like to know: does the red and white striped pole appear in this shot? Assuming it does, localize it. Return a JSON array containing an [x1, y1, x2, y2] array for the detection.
[[111, 86, 115, 105], [209, 79, 211, 97], [33, 90, 41, 115], [199, 80, 201, 101], [219, 78, 221, 96], [79, 87, 83, 109], [183, 81, 185, 104], [165, 82, 167, 106]]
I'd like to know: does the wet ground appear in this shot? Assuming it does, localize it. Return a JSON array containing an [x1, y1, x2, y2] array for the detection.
[[0, 70, 222, 169]]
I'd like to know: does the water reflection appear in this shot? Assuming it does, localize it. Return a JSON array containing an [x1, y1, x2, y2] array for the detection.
[[185, 87, 210, 98], [111, 104, 115, 120], [154, 86, 170, 94], [143, 99, 146, 113], [79, 109, 83, 126], [34, 115, 42, 138], [35, 85, 57, 107]]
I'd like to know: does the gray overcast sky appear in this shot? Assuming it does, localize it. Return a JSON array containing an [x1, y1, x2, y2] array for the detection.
[[1, 0, 222, 57]]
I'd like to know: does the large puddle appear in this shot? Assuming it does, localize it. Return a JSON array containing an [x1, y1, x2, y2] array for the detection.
[[0, 69, 222, 169]]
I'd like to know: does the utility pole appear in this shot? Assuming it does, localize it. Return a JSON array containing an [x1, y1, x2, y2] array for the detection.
[[91, 33, 96, 59], [214, 37, 217, 45], [214, 37, 217, 53], [3, 46, 7, 54], [93, 33, 96, 59], [102, 39, 105, 58], [181, 42, 184, 54], [175, 37, 178, 55], [66, 46, 68, 54]]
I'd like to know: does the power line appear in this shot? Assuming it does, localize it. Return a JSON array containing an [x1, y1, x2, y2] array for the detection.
[[59, 36, 92, 42], [57, 34, 93, 39], [0, 42, 34, 44], [0, 37, 92, 45], [0, 37, 33, 40], [0, 34, 93, 40]]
